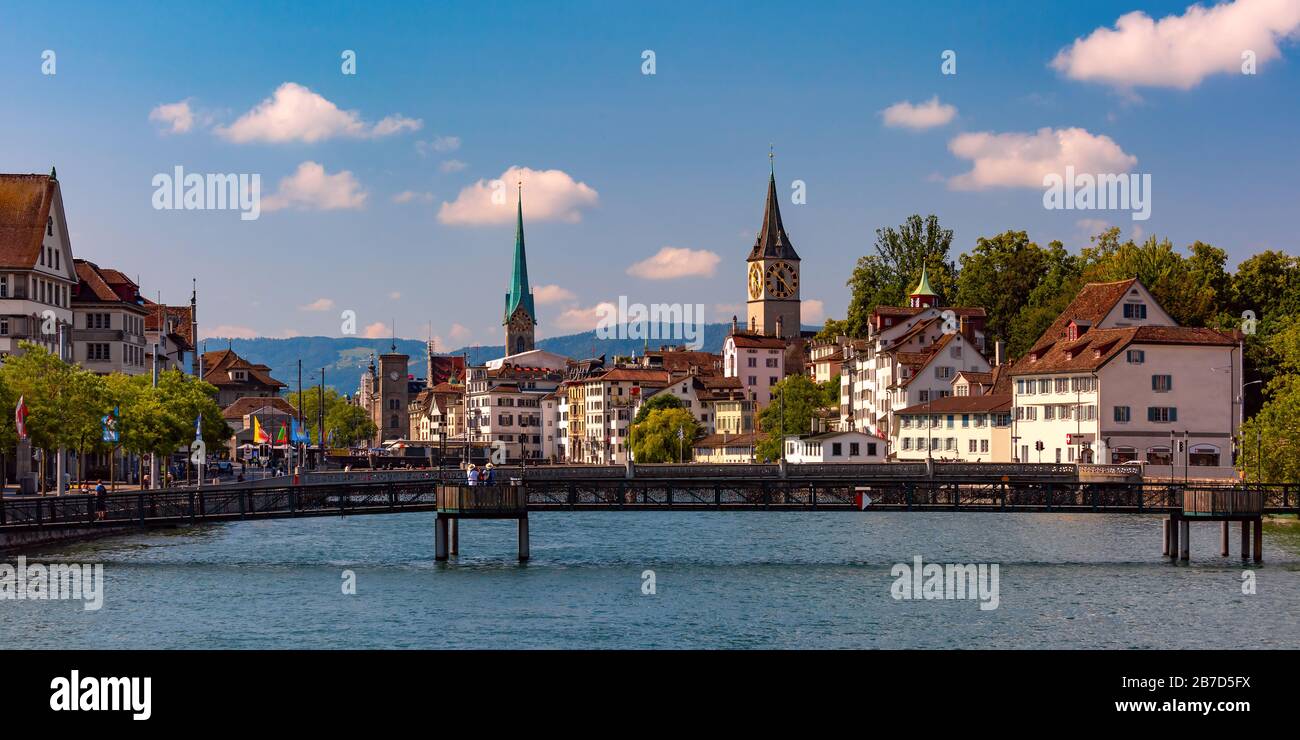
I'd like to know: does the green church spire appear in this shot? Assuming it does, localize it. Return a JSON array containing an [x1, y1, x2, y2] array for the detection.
[[504, 183, 536, 325]]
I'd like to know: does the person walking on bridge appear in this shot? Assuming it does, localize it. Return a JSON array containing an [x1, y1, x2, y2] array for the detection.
[[485, 463, 496, 486], [94, 480, 107, 521], [467, 464, 480, 486]]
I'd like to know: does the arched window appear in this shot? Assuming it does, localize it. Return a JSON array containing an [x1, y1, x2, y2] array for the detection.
[[1146, 446, 1172, 465], [1110, 446, 1137, 464], [1190, 444, 1220, 467]]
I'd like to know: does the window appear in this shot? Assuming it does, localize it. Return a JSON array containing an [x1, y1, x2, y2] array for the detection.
[[1152, 375, 1172, 392], [747, 357, 756, 367], [1126, 349, 1145, 364], [390, 414, 399, 429], [1190, 445, 1220, 467], [87, 343, 110, 361], [1055, 378, 1069, 393], [979, 440, 989, 453], [1044, 406, 1055, 421], [0, 275, 6, 298], [1111, 446, 1137, 463], [765, 358, 778, 368], [849, 442, 860, 456], [919, 390, 929, 403], [1038, 379, 1051, 393], [1147, 407, 1177, 423], [961, 414, 969, 428], [832, 443, 842, 457], [0, 318, 6, 335], [968, 439, 977, 453], [1123, 303, 1147, 319], [902, 438, 912, 450], [1146, 446, 1172, 465], [936, 366, 953, 379], [1114, 406, 1130, 423]]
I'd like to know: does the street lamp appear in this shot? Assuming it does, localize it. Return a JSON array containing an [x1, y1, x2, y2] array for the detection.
[[1242, 379, 1264, 483]]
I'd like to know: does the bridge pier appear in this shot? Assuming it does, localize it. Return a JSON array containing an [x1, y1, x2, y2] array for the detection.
[[1167, 515, 1179, 561], [1178, 518, 1190, 562], [518, 514, 529, 562], [1253, 517, 1263, 564], [434, 515, 449, 561], [1221, 521, 1229, 557], [449, 518, 459, 556], [1240, 520, 1250, 562], [1162, 520, 1170, 556]]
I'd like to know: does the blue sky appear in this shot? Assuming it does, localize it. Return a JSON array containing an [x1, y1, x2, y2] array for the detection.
[[2, 0, 1298, 347]]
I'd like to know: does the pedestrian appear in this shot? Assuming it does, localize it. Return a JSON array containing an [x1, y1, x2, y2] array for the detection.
[[94, 480, 108, 521], [467, 464, 480, 486]]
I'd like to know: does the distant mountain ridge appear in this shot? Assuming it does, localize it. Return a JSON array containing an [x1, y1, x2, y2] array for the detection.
[[207, 323, 807, 394]]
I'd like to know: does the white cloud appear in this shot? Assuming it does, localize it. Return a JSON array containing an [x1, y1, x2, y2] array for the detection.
[[801, 299, 825, 325], [946, 127, 1138, 190], [533, 284, 576, 304], [449, 323, 472, 342], [1075, 218, 1112, 236], [216, 82, 422, 144], [1051, 0, 1300, 90], [418, 135, 461, 156], [553, 302, 616, 333], [204, 324, 259, 339], [881, 96, 958, 130], [437, 166, 599, 225], [149, 99, 197, 134], [439, 159, 468, 173], [362, 322, 390, 338], [263, 161, 368, 212], [392, 190, 434, 204], [389, 291, 402, 300], [299, 298, 335, 312], [626, 246, 722, 280]]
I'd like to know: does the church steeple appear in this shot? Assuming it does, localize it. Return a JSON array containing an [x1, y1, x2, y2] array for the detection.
[[504, 184, 535, 325], [748, 162, 800, 262], [909, 265, 938, 308], [503, 183, 536, 356]]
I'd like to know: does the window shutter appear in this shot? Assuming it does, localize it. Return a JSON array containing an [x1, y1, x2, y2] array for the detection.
[[1147, 407, 1156, 422], [1169, 408, 1177, 422]]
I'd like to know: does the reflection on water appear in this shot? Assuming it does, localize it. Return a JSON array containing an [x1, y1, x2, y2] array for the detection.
[[4, 512, 1298, 649]]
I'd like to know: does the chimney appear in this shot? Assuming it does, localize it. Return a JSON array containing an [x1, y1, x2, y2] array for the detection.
[[994, 340, 1005, 367], [731, 315, 739, 335], [775, 314, 784, 338]]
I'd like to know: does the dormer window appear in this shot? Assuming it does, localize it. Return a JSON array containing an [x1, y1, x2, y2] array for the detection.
[[1123, 302, 1147, 319], [47, 217, 53, 236]]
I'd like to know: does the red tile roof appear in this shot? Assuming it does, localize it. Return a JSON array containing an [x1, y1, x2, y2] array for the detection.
[[0, 174, 56, 269], [692, 432, 766, 449], [202, 349, 286, 389], [221, 396, 298, 420], [1010, 325, 1238, 376], [896, 394, 1012, 415], [73, 259, 145, 307], [728, 332, 787, 349], [1026, 278, 1136, 356]]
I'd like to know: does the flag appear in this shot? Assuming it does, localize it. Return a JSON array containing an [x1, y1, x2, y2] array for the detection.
[[15, 395, 28, 440], [101, 406, 120, 443], [252, 417, 271, 444], [194, 413, 203, 440], [276, 422, 288, 445]]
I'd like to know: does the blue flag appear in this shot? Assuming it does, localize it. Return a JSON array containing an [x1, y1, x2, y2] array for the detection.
[[101, 406, 120, 443], [195, 413, 203, 440]]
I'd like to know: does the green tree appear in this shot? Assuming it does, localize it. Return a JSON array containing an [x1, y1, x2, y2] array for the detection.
[[287, 386, 376, 446], [843, 214, 957, 336], [1238, 317, 1300, 483], [754, 374, 838, 460], [954, 230, 1053, 347], [629, 407, 700, 463], [632, 392, 683, 425], [814, 318, 849, 341]]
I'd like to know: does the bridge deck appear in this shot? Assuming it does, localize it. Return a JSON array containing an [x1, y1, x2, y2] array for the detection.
[[0, 477, 1295, 535]]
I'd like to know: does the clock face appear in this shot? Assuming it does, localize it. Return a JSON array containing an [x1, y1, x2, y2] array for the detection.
[[764, 261, 798, 299], [748, 264, 763, 299], [389, 371, 400, 381]]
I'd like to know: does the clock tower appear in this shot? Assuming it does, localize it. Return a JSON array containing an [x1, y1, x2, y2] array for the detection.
[[746, 160, 801, 339], [375, 346, 410, 443], [503, 184, 537, 356]]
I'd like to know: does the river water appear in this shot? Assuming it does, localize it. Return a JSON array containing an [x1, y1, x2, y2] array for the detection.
[[4, 512, 1298, 649]]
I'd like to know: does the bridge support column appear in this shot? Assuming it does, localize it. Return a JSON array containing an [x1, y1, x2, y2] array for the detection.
[[1178, 518, 1190, 562], [517, 514, 529, 562], [435, 515, 449, 561], [1167, 516, 1179, 561], [1221, 521, 1230, 557], [1252, 516, 1263, 564], [1240, 520, 1250, 562], [449, 518, 459, 556], [1162, 519, 1170, 556]]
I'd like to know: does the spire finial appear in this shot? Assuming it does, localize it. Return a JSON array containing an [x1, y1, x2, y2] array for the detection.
[[768, 144, 774, 174], [50, 166, 57, 181]]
